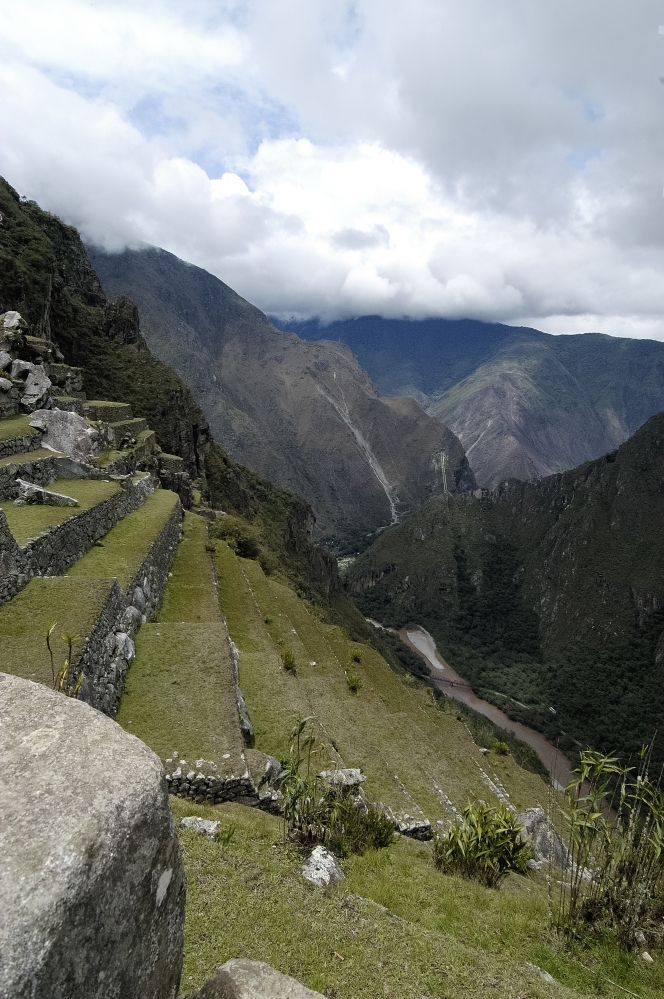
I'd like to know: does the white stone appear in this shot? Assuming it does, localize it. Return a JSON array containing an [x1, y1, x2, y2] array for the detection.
[[642, 951, 654, 964], [1, 311, 21, 329], [11, 359, 33, 378], [301, 845, 344, 887], [29, 409, 103, 461], [318, 767, 366, 787], [0, 350, 12, 372], [15, 479, 78, 507], [180, 817, 220, 840], [0, 377, 12, 391], [21, 366, 52, 411]]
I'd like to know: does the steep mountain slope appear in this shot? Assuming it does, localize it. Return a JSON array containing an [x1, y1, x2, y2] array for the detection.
[[275, 316, 664, 488], [346, 413, 664, 765], [90, 247, 475, 545]]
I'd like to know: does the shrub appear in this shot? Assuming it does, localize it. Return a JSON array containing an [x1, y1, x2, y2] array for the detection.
[[433, 801, 532, 888], [280, 716, 394, 857], [209, 515, 260, 559], [281, 647, 297, 673], [493, 740, 510, 755], [345, 670, 362, 693], [351, 648, 362, 663]]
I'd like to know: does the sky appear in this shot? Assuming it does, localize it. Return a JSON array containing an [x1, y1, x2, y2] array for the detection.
[[2, 1, 664, 337]]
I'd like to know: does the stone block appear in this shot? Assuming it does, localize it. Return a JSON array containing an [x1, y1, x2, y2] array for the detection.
[[0, 672, 186, 999], [29, 408, 103, 461], [188, 959, 325, 999]]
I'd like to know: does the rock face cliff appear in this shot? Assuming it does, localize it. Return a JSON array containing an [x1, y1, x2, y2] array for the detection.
[[0, 178, 210, 478], [89, 246, 475, 545], [347, 413, 664, 765], [276, 315, 664, 489]]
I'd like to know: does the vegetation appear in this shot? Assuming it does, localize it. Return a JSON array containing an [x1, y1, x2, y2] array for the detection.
[[556, 749, 664, 950], [0, 478, 120, 545], [279, 716, 394, 858], [433, 801, 532, 888]]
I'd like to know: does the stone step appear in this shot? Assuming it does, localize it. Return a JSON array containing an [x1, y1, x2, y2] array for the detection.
[[108, 417, 149, 442], [51, 395, 84, 415], [84, 400, 133, 422], [46, 362, 84, 397], [95, 430, 160, 476], [132, 429, 159, 460], [0, 414, 43, 459]]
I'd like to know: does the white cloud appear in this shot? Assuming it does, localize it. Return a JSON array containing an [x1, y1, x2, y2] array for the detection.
[[3, 0, 664, 336]]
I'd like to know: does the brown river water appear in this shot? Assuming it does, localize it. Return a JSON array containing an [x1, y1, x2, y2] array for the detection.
[[390, 623, 575, 790]]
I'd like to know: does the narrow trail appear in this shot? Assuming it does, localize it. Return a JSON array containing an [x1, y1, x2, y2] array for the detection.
[[399, 625, 574, 790]]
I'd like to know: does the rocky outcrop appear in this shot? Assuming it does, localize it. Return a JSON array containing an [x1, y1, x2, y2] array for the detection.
[[517, 807, 569, 869], [188, 960, 325, 999], [0, 672, 185, 999], [30, 408, 104, 461]]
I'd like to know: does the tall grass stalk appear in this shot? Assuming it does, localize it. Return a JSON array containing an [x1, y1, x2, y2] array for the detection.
[[556, 746, 664, 947]]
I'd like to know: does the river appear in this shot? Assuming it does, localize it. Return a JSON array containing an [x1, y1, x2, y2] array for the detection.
[[398, 625, 574, 790]]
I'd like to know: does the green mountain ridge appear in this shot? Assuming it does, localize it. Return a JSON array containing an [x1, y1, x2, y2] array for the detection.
[[347, 412, 664, 766]]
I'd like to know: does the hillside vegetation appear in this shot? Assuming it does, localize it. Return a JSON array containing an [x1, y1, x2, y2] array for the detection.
[[347, 412, 664, 767]]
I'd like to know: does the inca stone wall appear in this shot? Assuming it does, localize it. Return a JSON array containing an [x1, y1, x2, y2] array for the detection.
[[77, 499, 183, 716], [0, 475, 154, 606], [0, 431, 42, 459]]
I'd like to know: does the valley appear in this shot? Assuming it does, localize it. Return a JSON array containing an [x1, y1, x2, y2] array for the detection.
[[1, 177, 663, 999]]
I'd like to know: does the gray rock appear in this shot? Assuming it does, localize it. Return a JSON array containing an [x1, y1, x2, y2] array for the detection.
[[11, 358, 33, 379], [1, 310, 22, 329], [0, 376, 12, 391], [21, 365, 52, 411], [395, 816, 433, 840], [0, 672, 185, 999], [29, 408, 103, 461], [180, 817, 220, 840], [517, 807, 569, 869], [258, 755, 282, 788], [301, 845, 344, 887], [132, 585, 146, 612], [237, 687, 254, 747], [0, 349, 12, 371], [188, 959, 325, 998], [15, 478, 78, 507], [319, 767, 366, 787]]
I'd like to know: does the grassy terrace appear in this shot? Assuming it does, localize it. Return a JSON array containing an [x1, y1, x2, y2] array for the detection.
[[0, 576, 117, 686], [0, 447, 63, 467], [0, 414, 41, 442], [0, 478, 121, 544], [68, 487, 178, 590], [173, 798, 663, 999], [115, 513, 245, 774], [214, 541, 550, 818]]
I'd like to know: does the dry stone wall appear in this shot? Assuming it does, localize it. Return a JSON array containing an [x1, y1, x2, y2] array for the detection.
[[77, 498, 183, 716], [0, 474, 154, 606]]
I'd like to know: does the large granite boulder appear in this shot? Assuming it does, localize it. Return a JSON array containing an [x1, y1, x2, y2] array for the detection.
[[29, 408, 103, 461], [20, 364, 52, 411], [0, 672, 186, 999], [188, 959, 325, 998]]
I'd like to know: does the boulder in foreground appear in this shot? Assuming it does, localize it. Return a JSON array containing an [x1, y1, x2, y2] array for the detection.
[[188, 958, 325, 998], [0, 672, 185, 999]]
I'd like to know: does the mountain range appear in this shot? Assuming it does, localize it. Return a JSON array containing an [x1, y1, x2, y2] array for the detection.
[[89, 247, 474, 548], [274, 315, 664, 489]]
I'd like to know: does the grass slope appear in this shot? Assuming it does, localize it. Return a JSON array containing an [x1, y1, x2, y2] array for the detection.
[[0, 478, 121, 544], [115, 512, 245, 775], [173, 799, 663, 999], [68, 487, 177, 589], [0, 576, 117, 685]]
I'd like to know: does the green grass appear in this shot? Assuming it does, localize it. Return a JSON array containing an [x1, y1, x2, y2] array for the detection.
[[171, 797, 662, 999], [0, 576, 117, 685], [0, 447, 64, 467], [116, 623, 244, 770], [115, 511, 244, 773], [67, 488, 178, 590], [215, 543, 552, 820], [0, 478, 121, 544], [157, 513, 220, 623], [0, 414, 41, 442]]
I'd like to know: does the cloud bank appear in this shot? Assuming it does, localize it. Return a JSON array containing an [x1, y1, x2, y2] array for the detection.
[[2, 0, 664, 336]]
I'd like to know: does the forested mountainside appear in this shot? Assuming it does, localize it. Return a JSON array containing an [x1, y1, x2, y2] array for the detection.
[[89, 246, 475, 548], [0, 178, 339, 601], [347, 412, 664, 766], [276, 315, 664, 488]]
